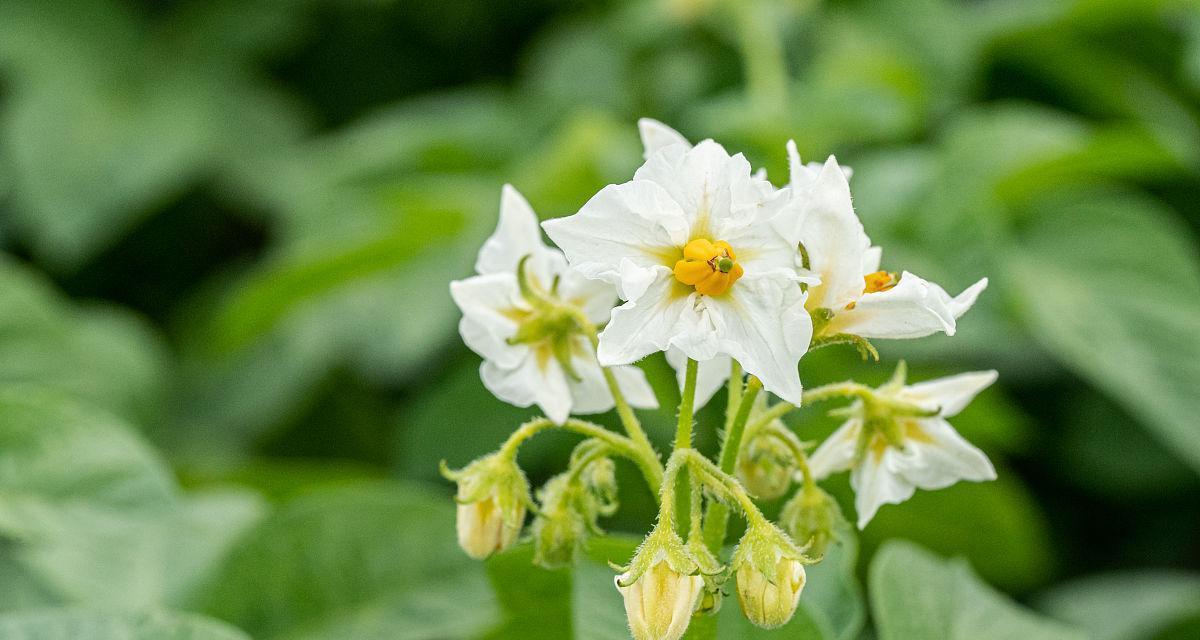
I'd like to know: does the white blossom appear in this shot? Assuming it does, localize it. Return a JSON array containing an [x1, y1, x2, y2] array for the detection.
[[449, 185, 657, 423], [543, 129, 812, 404], [785, 142, 987, 341], [808, 370, 999, 528]]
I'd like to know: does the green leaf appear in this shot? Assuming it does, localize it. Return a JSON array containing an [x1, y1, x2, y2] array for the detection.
[[1037, 572, 1200, 640], [199, 481, 500, 640], [0, 255, 169, 424], [1006, 188, 1200, 474], [870, 541, 1085, 640], [0, 387, 265, 610], [800, 532, 865, 640], [481, 544, 574, 640], [0, 610, 250, 640]]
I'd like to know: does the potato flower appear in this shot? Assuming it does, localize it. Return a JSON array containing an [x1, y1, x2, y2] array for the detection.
[[449, 185, 657, 423]]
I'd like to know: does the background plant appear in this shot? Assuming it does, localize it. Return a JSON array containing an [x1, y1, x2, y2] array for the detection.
[[0, 0, 1198, 639]]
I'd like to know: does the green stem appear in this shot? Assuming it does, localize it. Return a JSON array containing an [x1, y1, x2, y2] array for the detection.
[[763, 422, 815, 491], [687, 451, 768, 527], [702, 375, 763, 551], [676, 358, 699, 449], [743, 400, 795, 440], [577, 318, 664, 490], [498, 417, 660, 491], [724, 360, 744, 432]]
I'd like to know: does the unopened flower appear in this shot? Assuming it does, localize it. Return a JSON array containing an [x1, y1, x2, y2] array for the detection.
[[441, 453, 531, 560], [736, 395, 798, 500], [544, 128, 812, 404], [808, 365, 999, 528], [784, 144, 987, 342], [614, 525, 709, 640], [780, 484, 844, 561], [450, 185, 657, 423], [733, 522, 807, 629]]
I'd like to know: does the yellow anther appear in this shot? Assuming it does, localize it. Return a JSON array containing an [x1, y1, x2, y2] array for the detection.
[[863, 271, 898, 294], [674, 238, 744, 296]]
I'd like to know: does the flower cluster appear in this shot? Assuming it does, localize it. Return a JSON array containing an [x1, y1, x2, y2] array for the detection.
[[443, 119, 996, 639]]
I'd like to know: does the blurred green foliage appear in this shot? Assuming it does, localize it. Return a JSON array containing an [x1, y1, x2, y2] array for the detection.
[[0, 0, 1198, 638]]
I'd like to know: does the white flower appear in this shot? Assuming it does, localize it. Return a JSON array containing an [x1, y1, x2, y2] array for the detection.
[[786, 142, 987, 341], [808, 370, 999, 528], [449, 185, 658, 423], [543, 130, 813, 405]]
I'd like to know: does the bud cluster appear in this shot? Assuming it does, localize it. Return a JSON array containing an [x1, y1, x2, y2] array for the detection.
[[532, 440, 621, 568]]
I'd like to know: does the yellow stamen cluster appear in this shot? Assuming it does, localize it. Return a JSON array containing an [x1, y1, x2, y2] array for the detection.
[[846, 271, 898, 310], [673, 239, 744, 296], [863, 270, 898, 294]]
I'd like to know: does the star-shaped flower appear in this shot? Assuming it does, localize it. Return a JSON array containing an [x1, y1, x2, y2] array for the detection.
[[784, 142, 988, 342], [808, 367, 998, 528], [543, 130, 812, 404], [450, 185, 657, 423]]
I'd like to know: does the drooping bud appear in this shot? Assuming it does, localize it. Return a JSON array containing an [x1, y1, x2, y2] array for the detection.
[[780, 484, 845, 561], [618, 561, 703, 640], [613, 525, 710, 640], [440, 453, 530, 560], [737, 433, 796, 500], [732, 522, 809, 629]]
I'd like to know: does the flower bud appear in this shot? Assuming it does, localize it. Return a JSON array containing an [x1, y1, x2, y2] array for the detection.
[[732, 523, 808, 629], [780, 485, 844, 561], [612, 525, 711, 640], [617, 560, 704, 640], [737, 434, 796, 500], [736, 555, 806, 629], [441, 454, 530, 560], [531, 474, 587, 569]]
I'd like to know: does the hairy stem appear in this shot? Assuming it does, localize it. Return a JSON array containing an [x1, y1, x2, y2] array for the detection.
[[702, 375, 763, 551]]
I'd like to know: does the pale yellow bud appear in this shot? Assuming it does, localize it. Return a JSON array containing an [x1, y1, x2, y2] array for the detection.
[[456, 490, 524, 560], [616, 560, 703, 640], [736, 555, 806, 629]]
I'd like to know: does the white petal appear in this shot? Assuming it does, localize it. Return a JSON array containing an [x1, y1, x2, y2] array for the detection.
[[693, 278, 810, 405], [719, 207, 805, 281], [458, 316, 523, 369], [557, 267, 619, 325], [611, 364, 660, 409], [787, 141, 853, 190], [480, 353, 571, 424], [899, 370, 998, 418], [450, 274, 527, 366], [895, 418, 996, 490], [861, 246, 883, 275], [476, 185, 553, 279], [597, 272, 696, 365], [666, 347, 731, 409], [947, 277, 988, 319], [808, 419, 861, 479], [796, 157, 872, 310], [542, 180, 689, 286], [633, 140, 770, 232], [824, 271, 956, 339], [638, 118, 691, 158], [850, 448, 917, 529]]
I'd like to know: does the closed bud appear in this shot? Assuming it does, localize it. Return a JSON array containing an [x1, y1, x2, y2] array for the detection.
[[441, 454, 530, 560], [733, 523, 808, 629], [780, 485, 844, 561], [737, 434, 796, 500], [613, 525, 709, 640], [531, 475, 587, 569], [617, 560, 703, 640]]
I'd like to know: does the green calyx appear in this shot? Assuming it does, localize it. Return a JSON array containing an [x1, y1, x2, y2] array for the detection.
[[779, 484, 845, 561], [532, 440, 621, 569], [440, 452, 532, 527], [508, 254, 588, 380]]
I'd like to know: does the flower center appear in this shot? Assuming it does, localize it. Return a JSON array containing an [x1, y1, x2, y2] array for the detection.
[[673, 238, 744, 296]]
